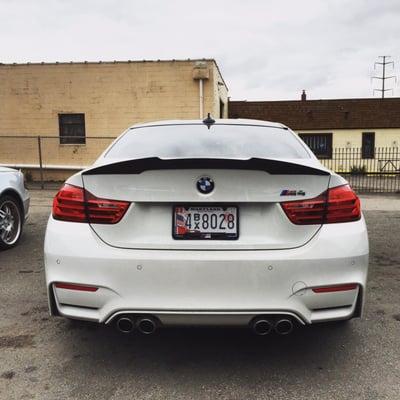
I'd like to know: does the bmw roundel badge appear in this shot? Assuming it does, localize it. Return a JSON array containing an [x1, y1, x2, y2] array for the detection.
[[197, 176, 214, 194]]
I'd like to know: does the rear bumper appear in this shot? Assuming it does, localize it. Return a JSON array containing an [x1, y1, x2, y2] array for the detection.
[[44, 216, 369, 326]]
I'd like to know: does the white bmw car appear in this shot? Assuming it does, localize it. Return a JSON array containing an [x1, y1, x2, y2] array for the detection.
[[44, 118, 369, 335]]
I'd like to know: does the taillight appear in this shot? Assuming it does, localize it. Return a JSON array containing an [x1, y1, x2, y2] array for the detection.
[[281, 184, 361, 225], [52, 184, 130, 224], [52, 184, 86, 222]]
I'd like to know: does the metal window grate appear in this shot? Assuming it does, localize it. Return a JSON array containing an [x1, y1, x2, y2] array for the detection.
[[299, 133, 333, 159], [59, 114, 86, 144]]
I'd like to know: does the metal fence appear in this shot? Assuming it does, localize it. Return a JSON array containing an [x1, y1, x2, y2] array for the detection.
[[0, 135, 399, 193], [0, 135, 117, 188], [320, 147, 400, 193]]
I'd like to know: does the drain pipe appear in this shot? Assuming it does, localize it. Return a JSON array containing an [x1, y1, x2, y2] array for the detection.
[[199, 79, 204, 119], [193, 61, 209, 119]]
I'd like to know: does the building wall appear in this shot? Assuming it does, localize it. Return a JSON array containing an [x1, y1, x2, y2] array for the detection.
[[211, 62, 228, 118], [228, 98, 400, 159], [297, 128, 400, 148], [296, 128, 400, 173], [0, 59, 228, 180]]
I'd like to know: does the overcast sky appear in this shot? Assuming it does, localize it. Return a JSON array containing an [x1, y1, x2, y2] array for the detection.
[[1, 0, 399, 101]]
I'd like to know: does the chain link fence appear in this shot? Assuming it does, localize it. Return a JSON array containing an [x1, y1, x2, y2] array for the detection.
[[0, 135, 399, 193]]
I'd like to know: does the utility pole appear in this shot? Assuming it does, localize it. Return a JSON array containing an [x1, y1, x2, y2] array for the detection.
[[372, 56, 396, 98]]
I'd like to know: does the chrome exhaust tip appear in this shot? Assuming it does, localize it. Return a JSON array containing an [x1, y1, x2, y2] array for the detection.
[[274, 319, 294, 335], [251, 318, 273, 335], [116, 317, 134, 333], [136, 317, 157, 335]]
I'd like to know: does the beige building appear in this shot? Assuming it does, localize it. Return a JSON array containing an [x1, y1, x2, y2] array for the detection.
[[229, 93, 400, 173], [0, 59, 228, 180]]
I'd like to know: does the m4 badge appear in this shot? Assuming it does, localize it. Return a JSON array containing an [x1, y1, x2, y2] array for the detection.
[[280, 189, 306, 196]]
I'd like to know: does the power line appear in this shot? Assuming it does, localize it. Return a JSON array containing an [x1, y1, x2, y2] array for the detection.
[[372, 56, 396, 98]]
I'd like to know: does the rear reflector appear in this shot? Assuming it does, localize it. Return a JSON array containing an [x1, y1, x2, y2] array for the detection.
[[52, 184, 130, 224], [54, 282, 99, 292], [281, 184, 361, 225], [312, 284, 358, 293]]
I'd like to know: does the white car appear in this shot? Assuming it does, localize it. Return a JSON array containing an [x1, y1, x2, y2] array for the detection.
[[44, 118, 369, 335], [0, 167, 30, 250]]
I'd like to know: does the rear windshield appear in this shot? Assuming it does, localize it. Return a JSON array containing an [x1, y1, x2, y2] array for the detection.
[[105, 124, 310, 160]]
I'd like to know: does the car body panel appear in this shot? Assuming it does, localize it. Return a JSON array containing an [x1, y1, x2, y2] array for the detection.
[[45, 214, 368, 325], [82, 169, 331, 250]]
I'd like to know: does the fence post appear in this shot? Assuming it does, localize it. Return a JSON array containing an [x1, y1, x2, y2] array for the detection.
[[37, 135, 44, 189]]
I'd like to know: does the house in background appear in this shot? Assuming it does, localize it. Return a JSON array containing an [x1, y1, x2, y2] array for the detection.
[[229, 91, 400, 160], [0, 59, 228, 180]]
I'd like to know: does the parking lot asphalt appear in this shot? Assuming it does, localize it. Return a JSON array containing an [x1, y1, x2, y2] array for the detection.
[[0, 190, 399, 400]]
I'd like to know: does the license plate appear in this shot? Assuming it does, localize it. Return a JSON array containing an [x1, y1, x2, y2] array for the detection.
[[173, 206, 238, 240]]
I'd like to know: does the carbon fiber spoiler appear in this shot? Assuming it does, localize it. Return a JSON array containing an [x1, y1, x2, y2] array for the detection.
[[82, 157, 329, 176]]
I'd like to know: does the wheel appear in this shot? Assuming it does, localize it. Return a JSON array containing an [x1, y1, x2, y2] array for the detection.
[[0, 195, 23, 250]]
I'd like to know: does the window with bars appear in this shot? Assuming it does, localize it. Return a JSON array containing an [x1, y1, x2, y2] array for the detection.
[[362, 132, 375, 159], [59, 114, 86, 144], [299, 133, 332, 159]]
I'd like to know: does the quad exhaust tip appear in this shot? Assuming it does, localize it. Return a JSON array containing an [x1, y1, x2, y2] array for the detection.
[[251, 318, 273, 335], [116, 317, 134, 333], [251, 317, 294, 335], [136, 317, 157, 335], [274, 318, 294, 335], [116, 315, 293, 335], [116, 316, 158, 335]]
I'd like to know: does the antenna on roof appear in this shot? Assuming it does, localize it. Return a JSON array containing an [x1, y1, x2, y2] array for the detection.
[[372, 56, 396, 98], [202, 113, 215, 129]]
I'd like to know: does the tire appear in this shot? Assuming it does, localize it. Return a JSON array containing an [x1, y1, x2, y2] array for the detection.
[[0, 195, 23, 250]]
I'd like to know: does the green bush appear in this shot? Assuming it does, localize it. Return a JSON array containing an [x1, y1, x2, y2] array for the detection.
[[350, 165, 367, 175]]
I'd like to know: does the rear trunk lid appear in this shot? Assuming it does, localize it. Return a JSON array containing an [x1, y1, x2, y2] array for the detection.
[[81, 157, 330, 250]]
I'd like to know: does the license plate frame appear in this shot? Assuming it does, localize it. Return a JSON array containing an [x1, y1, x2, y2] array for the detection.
[[172, 205, 239, 240]]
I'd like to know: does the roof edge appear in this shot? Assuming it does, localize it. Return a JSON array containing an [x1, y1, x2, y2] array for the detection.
[[229, 97, 400, 103], [0, 57, 228, 89], [0, 58, 218, 67]]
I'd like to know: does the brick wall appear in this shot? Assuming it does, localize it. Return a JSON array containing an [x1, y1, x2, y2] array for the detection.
[[0, 60, 226, 136], [228, 98, 400, 130], [0, 59, 228, 179]]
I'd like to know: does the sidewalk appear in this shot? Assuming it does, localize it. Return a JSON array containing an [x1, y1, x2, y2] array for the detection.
[[360, 194, 400, 211]]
